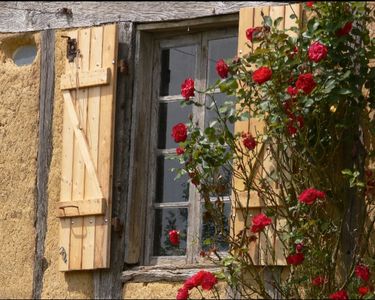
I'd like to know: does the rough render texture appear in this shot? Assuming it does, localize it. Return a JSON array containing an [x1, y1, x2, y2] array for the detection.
[[0, 32, 40, 298], [123, 282, 229, 299], [40, 30, 93, 299]]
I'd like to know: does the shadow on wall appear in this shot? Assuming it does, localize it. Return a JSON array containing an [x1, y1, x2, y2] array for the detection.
[[0, 33, 38, 66]]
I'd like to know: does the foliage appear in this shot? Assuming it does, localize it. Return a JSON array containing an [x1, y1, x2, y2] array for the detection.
[[172, 2, 375, 299]]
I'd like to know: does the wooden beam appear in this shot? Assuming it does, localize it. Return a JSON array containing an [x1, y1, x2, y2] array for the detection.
[[93, 21, 135, 299], [60, 68, 110, 90], [121, 264, 222, 283], [32, 29, 55, 299], [0, 2, 289, 33], [57, 198, 106, 217]]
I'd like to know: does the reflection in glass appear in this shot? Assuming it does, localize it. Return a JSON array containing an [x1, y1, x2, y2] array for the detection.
[[201, 202, 231, 252], [207, 36, 238, 86], [153, 208, 188, 256], [160, 46, 196, 96], [158, 102, 192, 149], [208, 165, 232, 197], [205, 93, 235, 134], [156, 156, 189, 203]]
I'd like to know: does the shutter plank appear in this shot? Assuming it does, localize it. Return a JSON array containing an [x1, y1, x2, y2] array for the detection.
[[94, 24, 118, 268], [58, 24, 117, 271], [82, 26, 103, 270], [59, 30, 78, 271], [70, 27, 91, 270], [236, 4, 301, 266]]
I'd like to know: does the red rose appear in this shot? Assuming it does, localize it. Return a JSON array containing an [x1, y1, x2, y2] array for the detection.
[[252, 66, 272, 84], [168, 230, 180, 246], [287, 86, 298, 97], [312, 275, 328, 286], [306, 1, 314, 7], [216, 59, 229, 78], [287, 114, 303, 136], [295, 243, 304, 253], [355, 264, 371, 282], [358, 286, 370, 297], [296, 115, 304, 128], [176, 287, 189, 300], [308, 41, 328, 63], [283, 99, 297, 117], [246, 27, 262, 42], [176, 147, 185, 155], [296, 73, 316, 94], [287, 123, 297, 135], [336, 22, 353, 36], [184, 270, 206, 290], [298, 188, 326, 205], [201, 271, 218, 291], [286, 252, 304, 265], [251, 213, 272, 233], [288, 46, 299, 59], [242, 132, 257, 150], [329, 290, 349, 300], [181, 78, 195, 100], [172, 123, 187, 143]]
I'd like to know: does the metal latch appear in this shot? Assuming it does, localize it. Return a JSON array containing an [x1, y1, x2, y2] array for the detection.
[[61, 35, 78, 63]]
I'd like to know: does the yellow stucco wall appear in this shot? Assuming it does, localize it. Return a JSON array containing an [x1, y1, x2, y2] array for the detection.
[[123, 281, 228, 299], [0, 32, 40, 298]]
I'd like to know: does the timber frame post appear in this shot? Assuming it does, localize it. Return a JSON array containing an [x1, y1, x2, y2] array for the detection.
[[32, 29, 55, 299]]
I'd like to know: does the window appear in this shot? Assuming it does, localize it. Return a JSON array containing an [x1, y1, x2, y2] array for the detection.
[[144, 28, 238, 265]]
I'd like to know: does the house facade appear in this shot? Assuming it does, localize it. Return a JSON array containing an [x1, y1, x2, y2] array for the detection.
[[0, 2, 374, 299]]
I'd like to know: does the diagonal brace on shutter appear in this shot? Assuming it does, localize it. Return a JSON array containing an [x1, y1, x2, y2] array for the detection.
[[62, 90, 104, 201]]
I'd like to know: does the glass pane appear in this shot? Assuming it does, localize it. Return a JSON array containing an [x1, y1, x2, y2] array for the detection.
[[205, 93, 235, 134], [207, 36, 238, 86], [153, 208, 188, 256], [13, 45, 37, 66], [160, 45, 196, 96], [208, 165, 232, 197], [201, 202, 231, 252], [158, 102, 192, 149], [156, 156, 189, 203]]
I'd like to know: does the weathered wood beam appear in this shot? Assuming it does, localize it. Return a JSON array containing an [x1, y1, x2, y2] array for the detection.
[[121, 264, 222, 283], [0, 1, 289, 33], [93, 21, 135, 299], [32, 29, 55, 299]]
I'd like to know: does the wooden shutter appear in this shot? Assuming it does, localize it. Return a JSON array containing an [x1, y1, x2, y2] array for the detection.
[[234, 4, 302, 266], [58, 24, 118, 271]]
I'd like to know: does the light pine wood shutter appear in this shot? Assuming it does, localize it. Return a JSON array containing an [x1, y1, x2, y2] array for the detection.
[[234, 4, 302, 266], [58, 24, 118, 271]]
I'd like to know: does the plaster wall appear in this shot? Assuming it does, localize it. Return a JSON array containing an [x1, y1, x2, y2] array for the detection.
[[0, 32, 40, 298]]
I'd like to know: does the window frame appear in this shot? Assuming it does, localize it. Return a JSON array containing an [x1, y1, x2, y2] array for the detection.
[[143, 27, 238, 266]]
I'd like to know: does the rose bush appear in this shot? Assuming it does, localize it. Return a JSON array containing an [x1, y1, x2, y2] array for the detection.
[[173, 2, 375, 299]]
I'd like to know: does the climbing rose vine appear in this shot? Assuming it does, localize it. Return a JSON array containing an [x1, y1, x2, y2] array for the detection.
[[173, 2, 375, 299]]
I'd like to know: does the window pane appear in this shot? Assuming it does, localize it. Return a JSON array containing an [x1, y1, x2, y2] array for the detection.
[[153, 208, 188, 256], [156, 156, 189, 203], [160, 46, 196, 96], [158, 102, 192, 149], [201, 202, 231, 252], [205, 93, 235, 133], [207, 36, 238, 87]]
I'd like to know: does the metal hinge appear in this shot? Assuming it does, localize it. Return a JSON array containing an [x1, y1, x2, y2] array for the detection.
[[61, 35, 78, 63]]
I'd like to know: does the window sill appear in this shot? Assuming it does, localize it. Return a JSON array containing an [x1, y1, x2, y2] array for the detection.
[[121, 264, 223, 283]]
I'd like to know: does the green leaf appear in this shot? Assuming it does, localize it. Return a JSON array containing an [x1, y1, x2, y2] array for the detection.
[[274, 16, 284, 28], [341, 169, 353, 176], [336, 88, 352, 95], [263, 16, 272, 27]]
